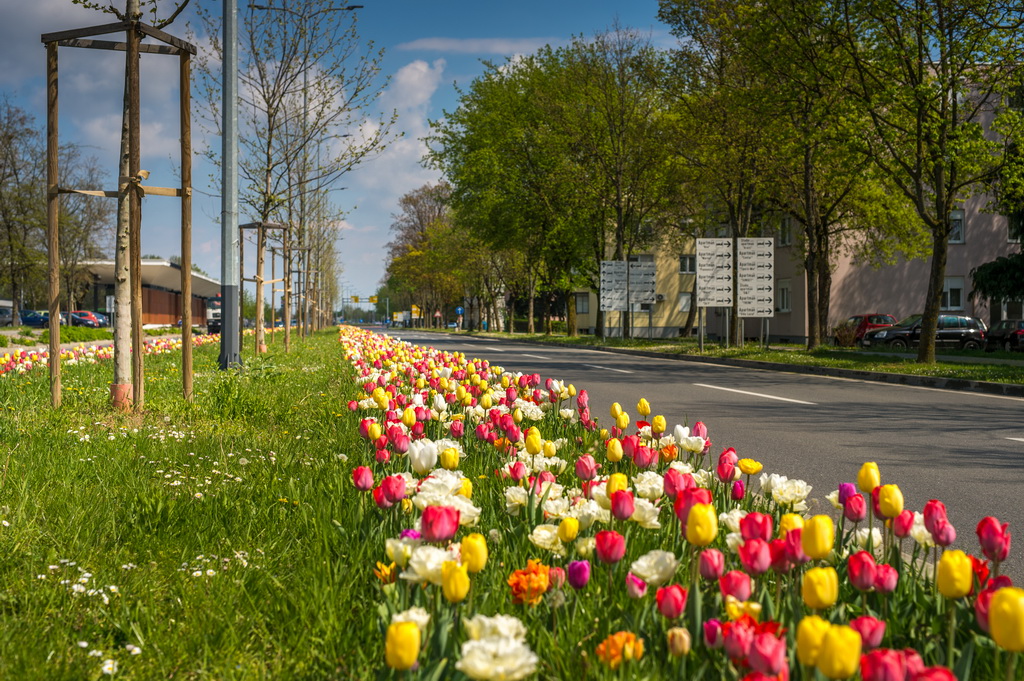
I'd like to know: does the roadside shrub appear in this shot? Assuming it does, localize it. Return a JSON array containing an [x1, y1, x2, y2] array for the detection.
[[831, 323, 859, 347]]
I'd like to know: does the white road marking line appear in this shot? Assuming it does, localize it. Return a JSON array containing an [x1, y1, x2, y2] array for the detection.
[[521, 354, 549, 360], [583, 363, 634, 374], [484, 347, 506, 352], [1007, 438, 1024, 443], [693, 383, 816, 405]]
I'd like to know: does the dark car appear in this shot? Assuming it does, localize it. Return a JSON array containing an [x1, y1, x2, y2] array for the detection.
[[836, 313, 898, 345], [0, 307, 13, 327], [69, 311, 100, 328], [92, 311, 109, 327], [861, 313, 986, 351], [984, 319, 1024, 352], [20, 310, 50, 328]]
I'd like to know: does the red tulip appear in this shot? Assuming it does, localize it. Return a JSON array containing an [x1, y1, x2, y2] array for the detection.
[[621, 435, 640, 459], [870, 486, 885, 520], [850, 615, 886, 649], [372, 485, 393, 508], [633, 445, 658, 468], [610, 490, 635, 521], [663, 468, 694, 501], [923, 499, 948, 535], [769, 538, 793, 574], [783, 527, 809, 565], [576, 389, 589, 410], [595, 530, 626, 564], [421, 505, 460, 543], [740, 512, 773, 542], [674, 487, 712, 524], [704, 618, 723, 648], [747, 632, 787, 675], [692, 421, 708, 439], [716, 458, 737, 482], [548, 566, 566, 589], [723, 618, 754, 663], [844, 494, 868, 522], [849, 551, 878, 592], [970, 555, 990, 592], [352, 466, 374, 492], [575, 455, 599, 481], [699, 549, 725, 580], [860, 649, 905, 681], [902, 649, 925, 678], [976, 516, 1011, 562], [719, 570, 752, 601], [974, 575, 1013, 632], [656, 584, 688, 619], [912, 667, 956, 681], [449, 419, 465, 438], [731, 480, 745, 500], [509, 461, 527, 482], [893, 510, 915, 538], [874, 564, 899, 593], [381, 475, 406, 503], [738, 539, 771, 576]]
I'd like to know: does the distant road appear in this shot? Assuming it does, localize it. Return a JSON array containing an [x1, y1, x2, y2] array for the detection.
[[389, 330, 1024, 578]]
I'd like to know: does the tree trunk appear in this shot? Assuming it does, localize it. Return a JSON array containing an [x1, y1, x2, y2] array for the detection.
[[567, 291, 577, 336], [917, 228, 948, 364], [682, 276, 698, 337], [805, 243, 820, 349], [255, 223, 266, 352]]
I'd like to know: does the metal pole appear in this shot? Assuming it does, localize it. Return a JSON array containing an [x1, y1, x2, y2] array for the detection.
[[46, 43, 61, 408], [219, 0, 241, 369]]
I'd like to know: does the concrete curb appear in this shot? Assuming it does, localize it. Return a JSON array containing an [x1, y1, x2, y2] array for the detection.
[[430, 331, 1024, 399]]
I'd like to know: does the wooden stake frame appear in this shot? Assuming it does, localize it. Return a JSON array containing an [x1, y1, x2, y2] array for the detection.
[[41, 22, 197, 408]]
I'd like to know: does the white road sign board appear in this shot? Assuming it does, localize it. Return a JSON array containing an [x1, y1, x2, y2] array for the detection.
[[599, 260, 628, 311], [628, 261, 656, 305], [696, 239, 734, 306], [737, 238, 775, 317]]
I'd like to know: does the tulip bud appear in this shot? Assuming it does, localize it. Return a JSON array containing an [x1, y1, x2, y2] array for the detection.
[[699, 549, 725, 581], [441, 560, 470, 603], [558, 517, 580, 543], [606, 438, 624, 462], [636, 398, 651, 416], [384, 621, 421, 670], [567, 560, 590, 590], [512, 407, 523, 423], [686, 503, 718, 546], [352, 466, 374, 492], [877, 484, 904, 518], [802, 566, 839, 610], [656, 584, 688, 619], [625, 572, 647, 598], [666, 627, 691, 657], [440, 447, 460, 470], [796, 615, 831, 666], [651, 414, 666, 434], [606, 473, 629, 496], [817, 625, 861, 679], [802, 515, 835, 560], [937, 550, 973, 599], [615, 412, 630, 430], [857, 461, 880, 492], [610, 402, 622, 418], [461, 533, 488, 573]]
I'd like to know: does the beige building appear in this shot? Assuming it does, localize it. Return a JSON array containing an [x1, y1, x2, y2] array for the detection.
[[574, 205, 1021, 343]]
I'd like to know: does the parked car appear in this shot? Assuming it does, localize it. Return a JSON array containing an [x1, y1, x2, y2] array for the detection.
[[0, 307, 13, 327], [71, 310, 101, 327], [92, 311, 109, 327], [835, 313, 898, 345], [69, 311, 100, 328], [984, 319, 1024, 352], [861, 313, 987, 350], [20, 310, 67, 328]]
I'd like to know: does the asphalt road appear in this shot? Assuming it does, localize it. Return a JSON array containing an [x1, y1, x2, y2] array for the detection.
[[387, 329, 1024, 578]]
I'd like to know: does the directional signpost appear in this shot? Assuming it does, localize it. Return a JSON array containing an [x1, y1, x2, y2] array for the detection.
[[696, 239, 734, 306], [737, 238, 775, 318], [599, 261, 628, 312]]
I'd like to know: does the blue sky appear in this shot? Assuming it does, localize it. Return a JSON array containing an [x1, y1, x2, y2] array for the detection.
[[4, 0, 668, 305]]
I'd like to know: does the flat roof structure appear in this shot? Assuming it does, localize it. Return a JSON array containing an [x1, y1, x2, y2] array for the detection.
[[81, 259, 220, 298]]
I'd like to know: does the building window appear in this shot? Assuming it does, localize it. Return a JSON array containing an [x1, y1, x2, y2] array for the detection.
[[941, 277, 965, 310], [779, 217, 793, 246], [678, 292, 691, 313], [949, 209, 965, 244], [778, 279, 791, 313], [627, 254, 654, 263], [575, 293, 590, 315], [679, 255, 696, 274], [1009, 211, 1022, 243]]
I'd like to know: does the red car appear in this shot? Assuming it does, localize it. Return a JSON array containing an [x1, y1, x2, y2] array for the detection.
[[70, 310, 101, 328], [836, 313, 898, 345]]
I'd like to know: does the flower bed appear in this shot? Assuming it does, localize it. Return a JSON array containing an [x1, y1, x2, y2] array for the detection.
[[338, 326, 1022, 680]]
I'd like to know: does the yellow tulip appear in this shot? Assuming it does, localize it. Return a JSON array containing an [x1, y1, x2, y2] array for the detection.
[[802, 567, 839, 610], [606, 438, 624, 462], [606, 473, 629, 496], [686, 503, 718, 546], [512, 408, 523, 423], [615, 412, 630, 430], [438, 376, 449, 391], [367, 422, 382, 442], [857, 461, 880, 493], [817, 625, 862, 679], [457, 478, 473, 498], [567, 384, 577, 397], [737, 458, 763, 476], [525, 431, 543, 456], [937, 550, 973, 599], [636, 398, 651, 416], [801, 515, 835, 560], [666, 627, 691, 657], [461, 533, 488, 573], [480, 393, 493, 409], [441, 560, 470, 603], [500, 375, 510, 389], [599, 428, 609, 441], [401, 407, 416, 428], [461, 395, 473, 407], [990, 587, 1024, 652], [610, 402, 623, 418], [543, 440, 557, 458], [414, 377, 426, 390], [440, 447, 460, 470], [778, 513, 804, 536], [455, 384, 467, 401], [877, 483, 904, 518], [385, 621, 421, 670], [796, 615, 831, 666], [651, 415, 667, 433], [558, 517, 580, 543]]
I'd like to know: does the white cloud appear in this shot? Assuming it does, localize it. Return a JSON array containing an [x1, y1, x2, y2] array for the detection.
[[381, 59, 446, 113], [397, 36, 558, 55]]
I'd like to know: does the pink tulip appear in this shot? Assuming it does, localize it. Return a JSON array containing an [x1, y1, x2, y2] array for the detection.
[[976, 516, 1011, 562], [633, 446, 658, 469], [893, 510, 915, 538], [748, 633, 787, 675], [372, 486, 393, 509], [567, 560, 591, 590], [625, 572, 647, 598], [704, 619, 723, 648], [719, 570, 752, 601], [663, 469, 694, 500], [449, 419, 465, 438], [595, 530, 626, 564], [381, 475, 405, 503], [621, 435, 640, 460], [392, 433, 410, 454], [844, 494, 868, 522], [731, 480, 745, 500], [860, 649, 905, 681], [923, 499, 948, 536], [783, 527, 809, 565], [849, 550, 878, 592], [850, 615, 886, 649], [421, 505, 460, 543], [699, 549, 725, 580], [723, 619, 754, 663], [610, 490, 635, 521], [352, 466, 373, 491], [902, 649, 925, 678], [692, 421, 708, 439], [576, 389, 589, 411], [375, 448, 391, 464], [931, 518, 957, 547], [738, 539, 771, 576], [509, 461, 527, 482], [740, 512, 773, 542], [548, 567, 566, 589], [874, 563, 899, 593], [656, 584, 688, 619], [716, 458, 736, 483], [674, 487, 712, 524], [575, 455, 600, 481]]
